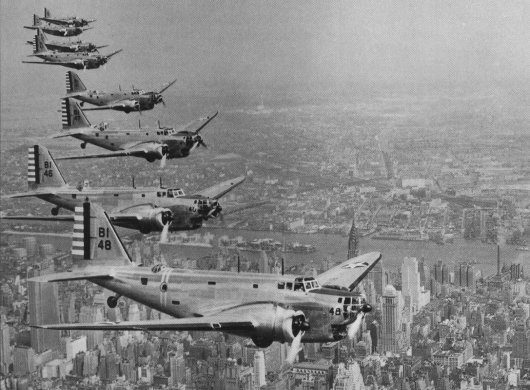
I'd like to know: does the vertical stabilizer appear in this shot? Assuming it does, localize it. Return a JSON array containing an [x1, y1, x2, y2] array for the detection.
[[33, 28, 48, 54], [65, 71, 87, 94], [33, 14, 42, 26], [61, 98, 91, 130], [28, 145, 67, 190], [72, 202, 133, 266]]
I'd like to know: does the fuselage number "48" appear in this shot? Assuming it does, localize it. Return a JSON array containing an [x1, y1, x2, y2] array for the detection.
[[97, 227, 112, 250]]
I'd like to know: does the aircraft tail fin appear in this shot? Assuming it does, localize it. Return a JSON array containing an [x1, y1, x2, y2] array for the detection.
[[28, 145, 67, 190], [33, 14, 42, 26], [44, 8, 51, 18], [66, 71, 87, 95], [61, 98, 91, 130], [33, 28, 48, 54], [72, 201, 134, 266]]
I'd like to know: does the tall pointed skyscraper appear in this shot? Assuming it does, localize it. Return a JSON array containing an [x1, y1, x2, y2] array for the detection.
[[348, 215, 359, 259]]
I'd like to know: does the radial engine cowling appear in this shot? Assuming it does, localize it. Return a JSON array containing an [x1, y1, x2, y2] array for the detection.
[[143, 143, 169, 161], [242, 304, 310, 348], [114, 206, 173, 233]]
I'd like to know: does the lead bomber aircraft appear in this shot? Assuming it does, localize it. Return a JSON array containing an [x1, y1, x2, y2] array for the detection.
[[40, 7, 96, 28], [54, 98, 215, 167], [31, 201, 380, 363], [2, 145, 245, 238]]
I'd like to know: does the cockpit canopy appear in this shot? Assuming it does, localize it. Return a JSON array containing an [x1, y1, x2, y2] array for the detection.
[[277, 277, 320, 292], [156, 188, 185, 198], [156, 128, 176, 136]]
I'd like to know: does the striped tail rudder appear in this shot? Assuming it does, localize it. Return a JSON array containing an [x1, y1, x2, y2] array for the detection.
[[72, 204, 90, 261], [71, 202, 133, 266], [61, 98, 91, 130], [28, 145, 66, 190]]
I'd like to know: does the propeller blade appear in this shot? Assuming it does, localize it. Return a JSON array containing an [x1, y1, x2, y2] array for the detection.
[[189, 142, 199, 153], [160, 222, 170, 244], [160, 153, 167, 169], [285, 331, 304, 365], [347, 312, 365, 340]]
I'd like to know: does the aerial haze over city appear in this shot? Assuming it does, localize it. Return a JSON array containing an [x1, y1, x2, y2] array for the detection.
[[0, 1, 529, 389]]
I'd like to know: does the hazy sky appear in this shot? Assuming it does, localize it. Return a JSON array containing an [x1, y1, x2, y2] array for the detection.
[[1, 0, 529, 100]]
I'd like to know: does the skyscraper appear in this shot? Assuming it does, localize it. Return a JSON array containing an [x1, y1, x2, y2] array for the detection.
[[29, 266, 60, 353], [253, 350, 266, 389], [347, 215, 359, 259], [367, 258, 383, 297], [401, 257, 421, 312], [0, 315, 10, 375], [380, 285, 403, 354]]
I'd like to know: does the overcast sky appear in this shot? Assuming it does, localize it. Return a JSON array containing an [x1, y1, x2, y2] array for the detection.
[[1, 0, 529, 100]]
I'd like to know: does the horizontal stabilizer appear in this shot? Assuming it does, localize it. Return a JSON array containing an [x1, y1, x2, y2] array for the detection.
[[1, 215, 73, 222], [29, 268, 114, 283]]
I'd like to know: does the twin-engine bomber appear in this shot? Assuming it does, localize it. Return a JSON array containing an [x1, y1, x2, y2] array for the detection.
[[65, 71, 177, 113], [24, 14, 92, 37], [26, 30, 107, 53], [30, 201, 379, 364], [3, 145, 245, 237], [22, 28, 121, 70], [54, 98, 215, 167]]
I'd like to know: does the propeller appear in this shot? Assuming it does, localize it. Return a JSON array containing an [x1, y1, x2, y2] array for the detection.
[[346, 312, 365, 340], [160, 221, 170, 243], [159, 209, 173, 243], [286, 330, 304, 365], [160, 153, 167, 168], [285, 313, 310, 365]]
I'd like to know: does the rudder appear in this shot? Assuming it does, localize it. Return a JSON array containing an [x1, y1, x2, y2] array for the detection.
[[33, 28, 48, 54], [72, 202, 133, 266], [66, 71, 87, 94], [33, 14, 42, 26], [28, 145, 67, 190], [61, 98, 91, 130]]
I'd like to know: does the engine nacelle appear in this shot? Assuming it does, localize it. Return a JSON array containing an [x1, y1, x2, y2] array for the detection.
[[121, 100, 140, 110], [143, 143, 169, 161], [236, 304, 309, 348], [115, 206, 173, 233]]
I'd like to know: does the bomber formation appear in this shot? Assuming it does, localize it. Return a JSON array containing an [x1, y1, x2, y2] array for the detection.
[[6, 7, 380, 356]]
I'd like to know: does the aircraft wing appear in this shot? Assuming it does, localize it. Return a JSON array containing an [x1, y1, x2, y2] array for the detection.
[[317, 252, 382, 291], [81, 99, 139, 111], [54, 145, 158, 160], [193, 176, 246, 199], [33, 314, 256, 332], [40, 17, 71, 26], [2, 191, 58, 199], [157, 78, 177, 94], [22, 61, 72, 66], [177, 111, 219, 134]]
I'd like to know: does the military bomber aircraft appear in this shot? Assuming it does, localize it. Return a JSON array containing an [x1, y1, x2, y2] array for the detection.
[[31, 201, 380, 363], [65, 71, 177, 113]]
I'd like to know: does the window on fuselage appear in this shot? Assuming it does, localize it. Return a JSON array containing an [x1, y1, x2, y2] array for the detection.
[[286, 282, 293, 290], [141, 277, 148, 285], [294, 281, 304, 292], [278, 282, 285, 290]]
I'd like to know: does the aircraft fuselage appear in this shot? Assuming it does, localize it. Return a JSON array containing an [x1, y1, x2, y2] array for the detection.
[[72, 130, 196, 159], [92, 266, 367, 343], [37, 187, 215, 231], [76, 91, 159, 112]]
